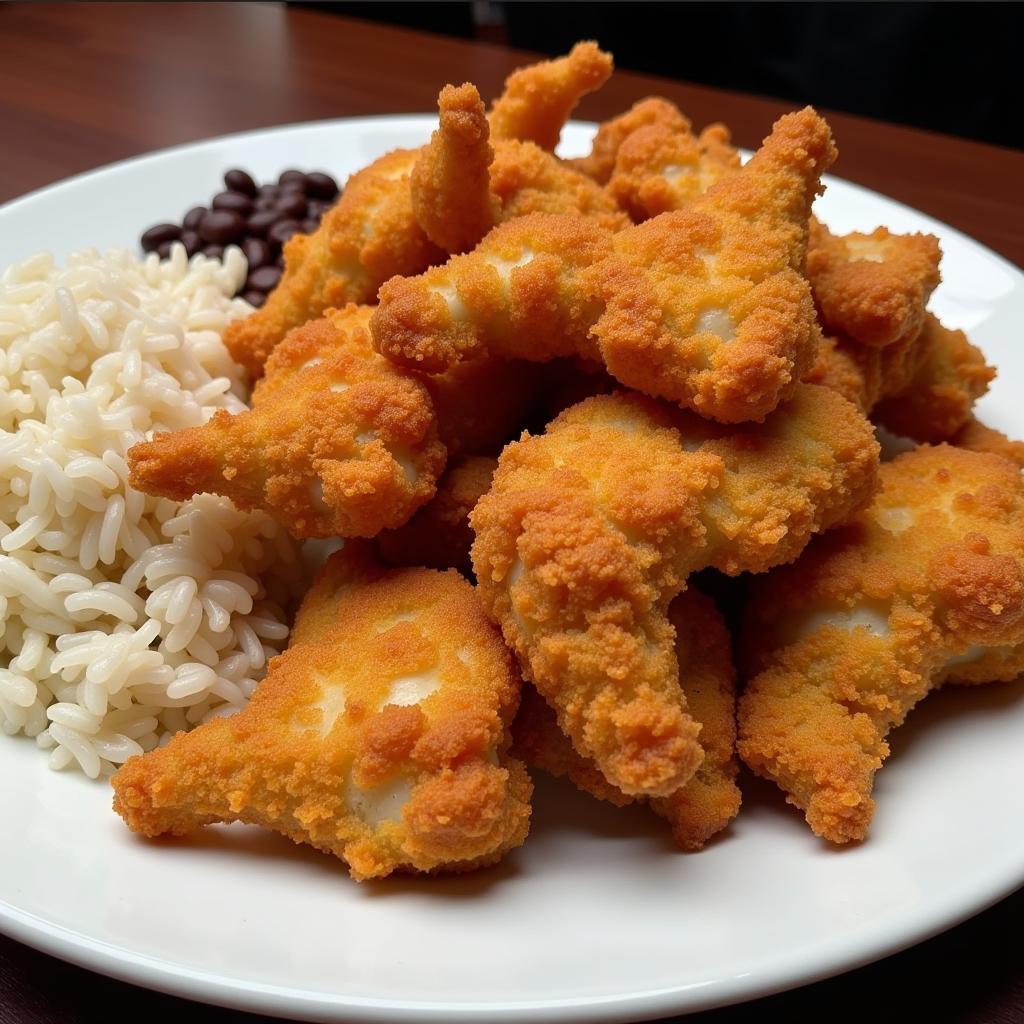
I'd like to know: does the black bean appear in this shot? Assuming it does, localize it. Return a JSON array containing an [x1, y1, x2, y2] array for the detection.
[[183, 206, 206, 230], [241, 237, 271, 269], [141, 223, 181, 252], [212, 191, 254, 216], [254, 194, 278, 211], [198, 210, 245, 244], [180, 230, 201, 256], [247, 210, 281, 238], [306, 199, 331, 220], [275, 253, 285, 268], [305, 172, 338, 199], [275, 193, 307, 219], [179, 229, 200, 254], [256, 183, 279, 199], [242, 289, 266, 307], [267, 219, 300, 249], [278, 169, 307, 189], [301, 218, 319, 235], [224, 168, 257, 196], [247, 266, 282, 292], [202, 244, 225, 260], [155, 240, 175, 259]]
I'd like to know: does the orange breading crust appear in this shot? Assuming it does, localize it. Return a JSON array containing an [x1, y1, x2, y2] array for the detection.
[[806, 217, 942, 349], [224, 150, 444, 378], [607, 121, 741, 222], [567, 96, 692, 185], [411, 81, 629, 256], [411, 83, 499, 255], [489, 140, 631, 233], [373, 107, 834, 424], [951, 418, 1024, 470], [128, 305, 541, 539], [739, 445, 1024, 844], [471, 383, 878, 800], [872, 315, 995, 442], [130, 305, 445, 539], [513, 588, 741, 850], [377, 455, 497, 575], [806, 312, 993, 442], [488, 41, 613, 151], [112, 547, 532, 881]]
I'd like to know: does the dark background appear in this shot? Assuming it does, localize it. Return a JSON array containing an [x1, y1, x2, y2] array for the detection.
[[297, 1, 1022, 150]]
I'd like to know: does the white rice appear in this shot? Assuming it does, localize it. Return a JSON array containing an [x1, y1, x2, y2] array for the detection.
[[0, 243, 300, 777]]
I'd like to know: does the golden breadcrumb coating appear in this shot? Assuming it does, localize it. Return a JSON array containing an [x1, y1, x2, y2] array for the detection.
[[129, 306, 540, 539], [131, 305, 445, 538], [411, 83, 499, 255], [739, 445, 1024, 844], [514, 588, 741, 850], [567, 96, 691, 184], [872, 315, 995, 442], [488, 41, 613, 151], [374, 107, 835, 423], [806, 312, 992, 443], [607, 121, 741, 222], [951, 418, 1024, 470], [489, 140, 630, 233], [411, 82, 628, 255], [112, 547, 532, 881], [806, 217, 941, 349], [377, 455, 497, 575], [224, 150, 444, 378], [471, 383, 878, 799]]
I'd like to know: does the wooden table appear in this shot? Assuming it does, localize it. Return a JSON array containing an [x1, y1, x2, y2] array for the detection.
[[0, 4, 1021, 1024]]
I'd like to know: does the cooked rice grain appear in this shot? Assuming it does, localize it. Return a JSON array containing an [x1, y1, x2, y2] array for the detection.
[[0, 244, 299, 777]]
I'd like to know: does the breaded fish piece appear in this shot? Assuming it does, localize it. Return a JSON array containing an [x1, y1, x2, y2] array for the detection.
[[472, 383, 879, 799], [607, 121, 741, 222], [488, 41, 613, 151], [377, 455, 497, 575], [514, 588, 741, 850], [951, 417, 1024, 470], [112, 546, 532, 881], [128, 306, 539, 539], [806, 217, 942, 349], [807, 313, 994, 442], [411, 83, 499, 255], [872, 315, 994, 442], [739, 445, 1024, 844], [373, 107, 835, 423], [411, 82, 628, 255], [224, 150, 444, 378], [567, 96, 692, 185]]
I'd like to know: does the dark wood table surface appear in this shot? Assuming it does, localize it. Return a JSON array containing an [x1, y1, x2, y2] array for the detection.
[[0, 4, 1021, 1024]]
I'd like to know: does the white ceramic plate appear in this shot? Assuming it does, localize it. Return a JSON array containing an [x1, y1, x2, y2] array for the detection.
[[1, 116, 1022, 1024]]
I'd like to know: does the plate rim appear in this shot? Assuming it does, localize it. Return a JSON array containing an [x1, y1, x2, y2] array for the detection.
[[1, 113, 1022, 1023]]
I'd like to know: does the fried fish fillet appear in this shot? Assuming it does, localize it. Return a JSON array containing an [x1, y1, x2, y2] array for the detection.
[[112, 545, 532, 880], [806, 312, 994, 442], [373, 107, 835, 423], [567, 96, 692, 184], [607, 120, 740, 222], [739, 445, 1024, 844], [514, 587, 741, 850], [488, 41, 613, 151], [223, 44, 611, 377], [224, 150, 444, 378], [951, 417, 1024, 469], [411, 82, 628, 255], [806, 217, 942, 349], [471, 383, 878, 799], [376, 455, 497, 575], [129, 305, 539, 539]]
